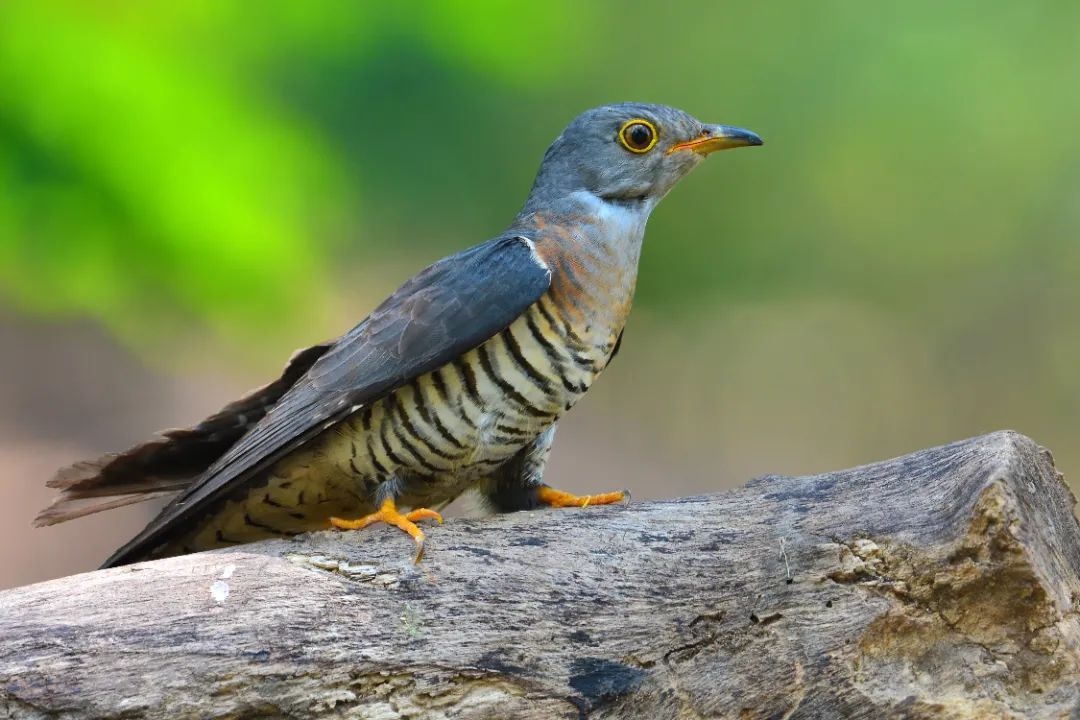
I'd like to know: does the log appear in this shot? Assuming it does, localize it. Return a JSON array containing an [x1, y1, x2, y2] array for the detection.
[[2, 430, 1079, 719]]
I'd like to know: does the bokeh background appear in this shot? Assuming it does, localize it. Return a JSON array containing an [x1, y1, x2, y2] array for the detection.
[[3, 1, 1078, 590]]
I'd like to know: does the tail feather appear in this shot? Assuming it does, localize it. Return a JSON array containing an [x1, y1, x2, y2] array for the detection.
[[34, 342, 332, 527], [34, 490, 183, 527]]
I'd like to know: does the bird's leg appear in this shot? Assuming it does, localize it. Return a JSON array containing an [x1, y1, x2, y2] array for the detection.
[[330, 498, 443, 562], [481, 426, 630, 511]]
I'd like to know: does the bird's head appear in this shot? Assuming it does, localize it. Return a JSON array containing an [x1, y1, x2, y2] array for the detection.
[[524, 103, 762, 212]]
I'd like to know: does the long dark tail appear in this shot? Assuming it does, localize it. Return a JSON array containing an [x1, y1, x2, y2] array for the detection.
[[34, 343, 332, 527]]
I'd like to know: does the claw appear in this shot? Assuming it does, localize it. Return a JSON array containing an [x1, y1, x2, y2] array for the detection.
[[331, 498, 443, 563]]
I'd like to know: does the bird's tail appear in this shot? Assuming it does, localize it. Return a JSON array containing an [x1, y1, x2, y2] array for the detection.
[[34, 342, 332, 527]]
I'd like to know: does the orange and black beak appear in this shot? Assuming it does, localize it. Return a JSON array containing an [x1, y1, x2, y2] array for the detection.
[[669, 125, 763, 156]]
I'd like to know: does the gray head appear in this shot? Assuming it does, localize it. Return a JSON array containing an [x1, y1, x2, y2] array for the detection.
[[522, 102, 762, 213]]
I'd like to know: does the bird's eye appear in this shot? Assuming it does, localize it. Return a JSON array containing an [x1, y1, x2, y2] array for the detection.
[[618, 119, 658, 154]]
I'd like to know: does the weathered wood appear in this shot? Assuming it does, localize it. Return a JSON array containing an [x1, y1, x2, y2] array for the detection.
[[2, 430, 1079, 719]]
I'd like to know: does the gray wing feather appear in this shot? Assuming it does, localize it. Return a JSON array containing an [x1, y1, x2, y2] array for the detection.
[[102, 235, 551, 567]]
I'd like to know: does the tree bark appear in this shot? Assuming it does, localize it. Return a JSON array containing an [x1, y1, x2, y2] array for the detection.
[[2, 430, 1079, 719]]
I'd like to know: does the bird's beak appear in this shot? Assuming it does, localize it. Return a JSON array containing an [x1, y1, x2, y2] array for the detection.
[[668, 125, 764, 156]]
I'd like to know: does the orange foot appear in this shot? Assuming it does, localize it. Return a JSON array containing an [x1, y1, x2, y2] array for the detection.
[[330, 498, 443, 563], [537, 485, 630, 508]]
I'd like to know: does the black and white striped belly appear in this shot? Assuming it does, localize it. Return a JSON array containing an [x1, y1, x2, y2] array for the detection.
[[327, 297, 617, 490]]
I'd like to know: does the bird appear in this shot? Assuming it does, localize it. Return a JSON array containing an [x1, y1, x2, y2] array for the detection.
[[35, 103, 763, 567]]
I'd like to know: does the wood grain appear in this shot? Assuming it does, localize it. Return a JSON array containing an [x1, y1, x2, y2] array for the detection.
[[2, 430, 1079, 719]]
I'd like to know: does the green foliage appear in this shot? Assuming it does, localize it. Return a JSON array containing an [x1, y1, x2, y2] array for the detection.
[[1, 0, 1078, 354]]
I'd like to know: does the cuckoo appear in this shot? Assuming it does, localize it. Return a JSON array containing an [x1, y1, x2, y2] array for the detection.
[[35, 103, 763, 566]]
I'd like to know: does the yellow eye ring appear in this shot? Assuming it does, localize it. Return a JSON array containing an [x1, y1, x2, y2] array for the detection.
[[618, 118, 659, 154]]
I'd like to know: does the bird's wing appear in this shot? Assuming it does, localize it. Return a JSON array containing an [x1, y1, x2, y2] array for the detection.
[[102, 235, 551, 567]]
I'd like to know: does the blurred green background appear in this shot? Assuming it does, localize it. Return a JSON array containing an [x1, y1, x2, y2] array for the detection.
[[2, 1, 1078, 588]]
